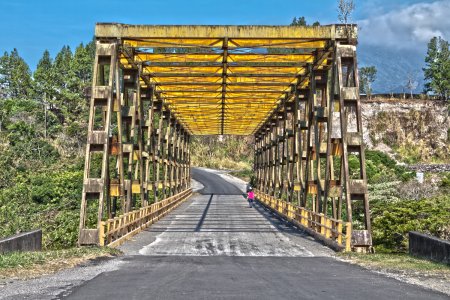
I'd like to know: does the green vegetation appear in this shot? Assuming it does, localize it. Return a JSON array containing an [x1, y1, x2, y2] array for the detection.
[[361, 150, 450, 253], [359, 66, 377, 98], [0, 247, 120, 279], [290, 17, 320, 26], [0, 246, 119, 270], [0, 43, 93, 249], [371, 195, 450, 252], [423, 36, 449, 101], [190, 135, 253, 172], [339, 252, 450, 273], [353, 150, 414, 184]]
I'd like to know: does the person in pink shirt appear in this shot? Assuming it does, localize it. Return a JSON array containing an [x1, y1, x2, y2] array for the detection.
[[247, 188, 255, 208]]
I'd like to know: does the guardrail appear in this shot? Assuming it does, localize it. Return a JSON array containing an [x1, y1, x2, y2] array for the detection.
[[255, 190, 351, 251], [409, 231, 450, 265], [0, 230, 42, 254], [99, 189, 193, 247]]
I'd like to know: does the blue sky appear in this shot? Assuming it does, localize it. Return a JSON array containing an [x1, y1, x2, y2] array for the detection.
[[0, 0, 447, 69]]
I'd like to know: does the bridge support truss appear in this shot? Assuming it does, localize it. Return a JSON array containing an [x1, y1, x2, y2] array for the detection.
[[254, 44, 372, 252], [78, 24, 371, 251], [78, 40, 192, 246]]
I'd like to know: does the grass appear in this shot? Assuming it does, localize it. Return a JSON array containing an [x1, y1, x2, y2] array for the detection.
[[229, 168, 253, 182], [338, 252, 450, 274], [0, 246, 121, 279]]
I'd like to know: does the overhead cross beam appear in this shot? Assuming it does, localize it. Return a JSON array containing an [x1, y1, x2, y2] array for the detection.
[[96, 23, 355, 136]]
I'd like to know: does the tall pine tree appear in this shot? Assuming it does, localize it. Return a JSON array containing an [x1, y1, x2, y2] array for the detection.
[[423, 36, 450, 101], [0, 49, 32, 99], [34, 50, 55, 101]]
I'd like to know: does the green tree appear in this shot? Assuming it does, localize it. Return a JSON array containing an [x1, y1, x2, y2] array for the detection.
[[359, 66, 377, 99], [290, 17, 319, 26], [34, 50, 55, 98], [33, 50, 55, 138], [0, 49, 33, 99], [53, 46, 73, 90], [423, 36, 450, 101], [70, 42, 94, 90], [53, 46, 81, 119], [291, 17, 307, 26]]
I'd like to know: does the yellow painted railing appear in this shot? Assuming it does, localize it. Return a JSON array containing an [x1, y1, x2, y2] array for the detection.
[[255, 190, 351, 251], [99, 189, 193, 247]]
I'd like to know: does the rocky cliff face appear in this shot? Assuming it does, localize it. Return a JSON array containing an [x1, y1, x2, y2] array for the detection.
[[361, 99, 449, 163]]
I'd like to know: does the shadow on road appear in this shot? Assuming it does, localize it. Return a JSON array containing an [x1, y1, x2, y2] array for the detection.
[[195, 194, 213, 232]]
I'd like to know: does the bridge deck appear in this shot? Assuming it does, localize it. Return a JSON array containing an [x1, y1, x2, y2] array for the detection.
[[120, 168, 332, 257]]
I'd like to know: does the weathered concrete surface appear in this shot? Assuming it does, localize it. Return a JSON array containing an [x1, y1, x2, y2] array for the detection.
[[120, 167, 332, 257], [137, 194, 322, 257], [409, 231, 450, 265], [0, 230, 42, 254]]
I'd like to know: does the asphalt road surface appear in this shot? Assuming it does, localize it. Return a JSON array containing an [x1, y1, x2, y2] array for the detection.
[[2, 168, 448, 299]]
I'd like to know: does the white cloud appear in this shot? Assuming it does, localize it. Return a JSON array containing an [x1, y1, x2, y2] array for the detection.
[[358, 0, 450, 50]]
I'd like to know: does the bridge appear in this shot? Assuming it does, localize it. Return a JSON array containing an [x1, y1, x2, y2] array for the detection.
[[78, 23, 371, 252]]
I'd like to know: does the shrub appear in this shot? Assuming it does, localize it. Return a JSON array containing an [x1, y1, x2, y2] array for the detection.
[[371, 195, 450, 252]]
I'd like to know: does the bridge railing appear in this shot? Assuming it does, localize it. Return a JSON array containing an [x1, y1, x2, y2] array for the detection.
[[99, 189, 192, 247], [255, 190, 351, 251]]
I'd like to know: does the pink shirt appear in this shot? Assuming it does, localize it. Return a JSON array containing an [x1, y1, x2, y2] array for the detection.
[[247, 191, 254, 199]]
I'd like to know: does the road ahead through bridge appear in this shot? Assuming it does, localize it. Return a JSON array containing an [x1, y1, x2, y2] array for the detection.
[[61, 168, 447, 299], [1, 168, 447, 299]]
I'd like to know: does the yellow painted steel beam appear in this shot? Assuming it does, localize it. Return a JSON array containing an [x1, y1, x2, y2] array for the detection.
[[158, 84, 288, 93], [124, 38, 223, 48], [227, 77, 296, 84], [162, 91, 222, 97], [103, 24, 347, 135], [136, 53, 223, 63], [144, 66, 223, 74], [137, 53, 315, 64], [158, 85, 222, 92], [155, 81, 293, 87], [153, 77, 222, 83], [227, 66, 305, 74], [228, 53, 314, 63], [96, 24, 356, 40], [125, 38, 327, 49], [146, 72, 297, 78]]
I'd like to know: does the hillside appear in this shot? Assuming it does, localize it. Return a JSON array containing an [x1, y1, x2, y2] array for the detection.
[[358, 45, 426, 93], [190, 98, 450, 252]]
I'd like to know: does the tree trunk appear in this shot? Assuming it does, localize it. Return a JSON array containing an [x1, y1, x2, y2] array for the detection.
[[44, 92, 47, 139]]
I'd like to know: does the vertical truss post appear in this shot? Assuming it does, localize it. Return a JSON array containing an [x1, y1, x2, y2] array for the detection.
[[313, 68, 329, 214], [143, 85, 155, 204], [154, 102, 164, 202], [335, 43, 372, 251], [269, 120, 276, 197], [286, 101, 295, 203], [302, 64, 316, 212], [323, 48, 340, 220], [79, 41, 118, 245], [136, 65, 147, 207]]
